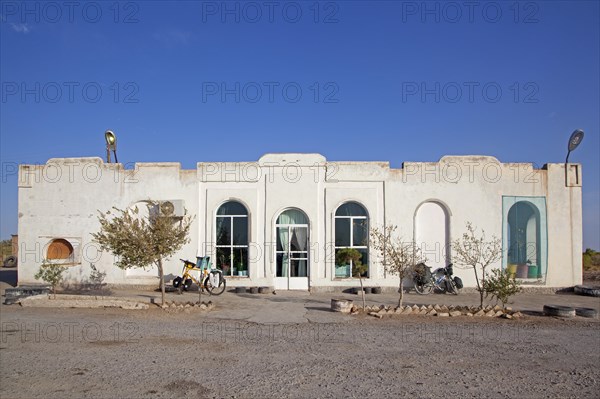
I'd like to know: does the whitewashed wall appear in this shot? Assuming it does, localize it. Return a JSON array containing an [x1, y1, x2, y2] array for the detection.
[[17, 154, 582, 289]]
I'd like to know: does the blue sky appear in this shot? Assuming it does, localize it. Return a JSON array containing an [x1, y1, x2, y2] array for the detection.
[[1, 0, 598, 249]]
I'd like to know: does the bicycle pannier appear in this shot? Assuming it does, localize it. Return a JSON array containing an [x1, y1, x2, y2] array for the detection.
[[453, 276, 463, 289]]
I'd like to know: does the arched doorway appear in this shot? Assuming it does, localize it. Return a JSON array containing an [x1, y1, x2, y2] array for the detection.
[[275, 208, 309, 290], [414, 201, 450, 269]]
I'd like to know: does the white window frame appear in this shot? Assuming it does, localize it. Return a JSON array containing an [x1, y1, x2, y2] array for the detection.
[[334, 203, 369, 278], [215, 202, 249, 277]]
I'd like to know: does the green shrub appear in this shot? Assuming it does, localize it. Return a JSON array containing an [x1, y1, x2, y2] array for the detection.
[[34, 261, 66, 299], [483, 268, 522, 307], [583, 248, 600, 271]]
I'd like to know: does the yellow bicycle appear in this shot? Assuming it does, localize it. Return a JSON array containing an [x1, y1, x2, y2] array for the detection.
[[172, 257, 226, 295]]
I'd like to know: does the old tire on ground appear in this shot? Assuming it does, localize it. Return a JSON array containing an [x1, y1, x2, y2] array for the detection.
[[249, 287, 259, 294], [574, 285, 600, 297], [372, 287, 382, 294], [235, 286, 247, 294], [363, 287, 372, 294], [331, 298, 353, 313], [575, 307, 598, 318], [258, 286, 271, 294], [3, 256, 17, 268], [543, 305, 576, 318]]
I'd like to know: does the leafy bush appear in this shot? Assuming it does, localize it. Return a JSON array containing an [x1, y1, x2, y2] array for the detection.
[[0, 239, 12, 259], [583, 248, 600, 271], [483, 268, 522, 307], [34, 261, 66, 299]]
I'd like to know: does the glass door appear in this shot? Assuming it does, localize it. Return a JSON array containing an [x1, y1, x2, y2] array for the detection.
[[274, 210, 309, 290]]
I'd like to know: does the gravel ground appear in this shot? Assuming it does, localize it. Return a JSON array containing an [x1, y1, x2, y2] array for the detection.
[[1, 303, 599, 399]]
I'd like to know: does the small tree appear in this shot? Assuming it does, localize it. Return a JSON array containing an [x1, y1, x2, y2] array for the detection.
[[370, 226, 424, 308], [336, 248, 368, 310], [34, 261, 66, 299], [452, 222, 502, 309], [92, 203, 193, 306], [483, 268, 522, 307]]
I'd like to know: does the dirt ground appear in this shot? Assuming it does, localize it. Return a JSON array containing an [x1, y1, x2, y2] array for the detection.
[[1, 301, 599, 399], [1, 266, 599, 398]]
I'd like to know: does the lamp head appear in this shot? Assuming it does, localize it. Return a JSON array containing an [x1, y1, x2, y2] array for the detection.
[[568, 129, 584, 152], [105, 130, 116, 147]]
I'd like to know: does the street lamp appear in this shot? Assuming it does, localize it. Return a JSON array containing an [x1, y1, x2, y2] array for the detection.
[[564, 129, 584, 186], [104, 130, 118, 163], [565, 129, 584, 163]]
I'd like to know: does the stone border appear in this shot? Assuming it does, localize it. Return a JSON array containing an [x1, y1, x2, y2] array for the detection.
[[354, 304, 523, 319], [160, 300, 215, 313]]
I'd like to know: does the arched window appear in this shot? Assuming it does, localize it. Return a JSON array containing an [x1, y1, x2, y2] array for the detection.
[[215, 201, 249, 277], [334, 202, 369, 278], [46, 239, 74, 260]]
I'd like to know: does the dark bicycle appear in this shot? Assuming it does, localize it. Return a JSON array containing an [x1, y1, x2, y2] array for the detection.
[[412, 262, 462, 295]]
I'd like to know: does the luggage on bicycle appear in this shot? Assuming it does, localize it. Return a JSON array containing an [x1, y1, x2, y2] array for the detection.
[[414, 263, 432, 284], [453, 276, 463, 289]]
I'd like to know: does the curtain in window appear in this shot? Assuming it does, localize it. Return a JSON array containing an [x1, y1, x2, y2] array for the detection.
[[292, 227, 308, 276], [277, 209, 308, 225], [278, 227, 289, 277]]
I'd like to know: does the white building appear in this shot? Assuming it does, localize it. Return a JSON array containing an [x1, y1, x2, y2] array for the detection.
[[17, 153, 583, 291]]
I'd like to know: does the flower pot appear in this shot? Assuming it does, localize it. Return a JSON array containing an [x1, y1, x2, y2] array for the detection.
[[527, 265, 539, 279], [516, 263, 528, 279], [507, 264, 517, 278]]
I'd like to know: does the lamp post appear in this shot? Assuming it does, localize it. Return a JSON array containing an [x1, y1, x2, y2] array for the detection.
[[104, 130, 118, 163], [564, 129, 584, 186], [565, 129, 584, 163]]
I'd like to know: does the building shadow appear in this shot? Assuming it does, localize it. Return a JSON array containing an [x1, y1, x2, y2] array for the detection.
[[0, 269, 18, 287]]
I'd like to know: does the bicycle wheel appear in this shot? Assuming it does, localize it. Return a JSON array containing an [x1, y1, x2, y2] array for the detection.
[[204, 271, 226, 295], [446, 278, 458, 295], [413, 277, 432, 295]]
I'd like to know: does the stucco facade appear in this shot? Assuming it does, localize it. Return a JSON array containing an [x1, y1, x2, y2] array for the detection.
[[17, 153, 583, 290]]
